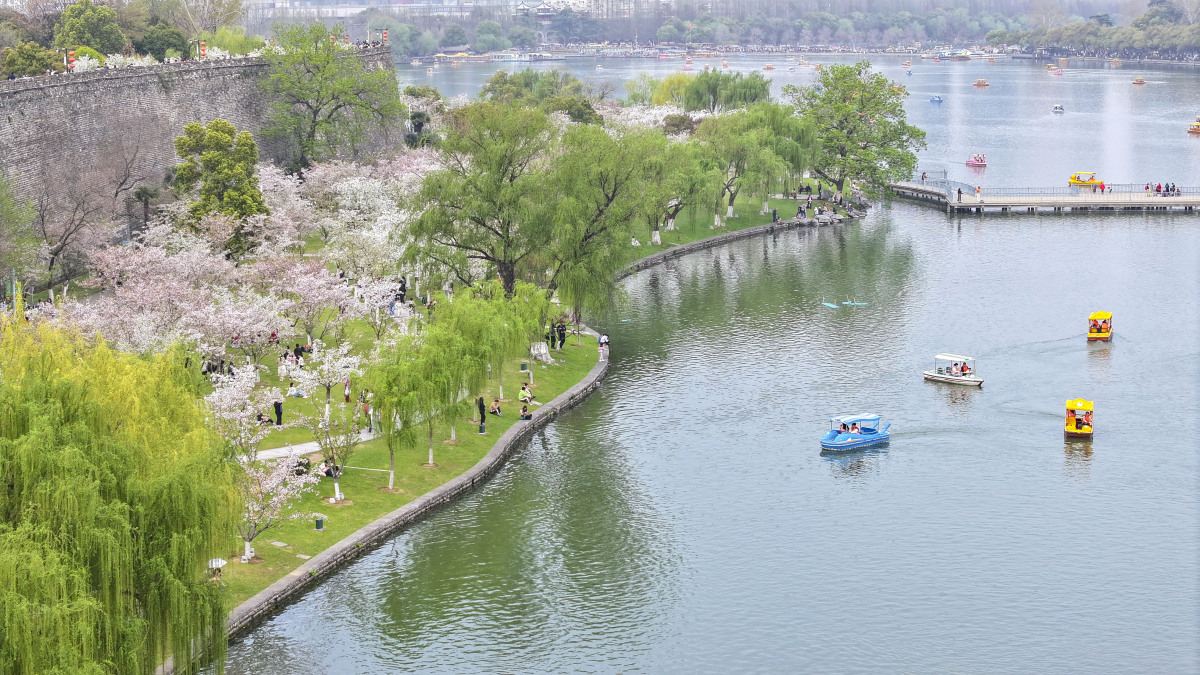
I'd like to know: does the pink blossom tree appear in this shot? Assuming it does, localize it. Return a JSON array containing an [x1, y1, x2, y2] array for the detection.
[[205, 366, 284, 462], [301, 400, 363, 502], [236, 448, 320, 560], [276, 259, 361, 345], [188, 289, 294, 367]]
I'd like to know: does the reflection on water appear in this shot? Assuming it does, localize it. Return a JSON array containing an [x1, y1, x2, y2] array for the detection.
[[821, 446, 889, 484], [1063, 439, 1094, 479], [226, 199, 1199, 673]]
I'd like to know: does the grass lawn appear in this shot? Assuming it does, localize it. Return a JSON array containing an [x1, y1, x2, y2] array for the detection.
[[220, 332, 600, 606]]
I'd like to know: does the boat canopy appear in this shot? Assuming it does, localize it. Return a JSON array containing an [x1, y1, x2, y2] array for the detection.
[[1066, 399, 1094, 411], [831, 413, 881, 425], [1088, 311, 1112, 320], [934, 353, 974, 362], [1075, 172, 1095, 177]]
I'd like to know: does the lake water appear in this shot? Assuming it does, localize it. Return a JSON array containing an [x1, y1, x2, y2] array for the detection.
[[224, 57, 1200, 673]]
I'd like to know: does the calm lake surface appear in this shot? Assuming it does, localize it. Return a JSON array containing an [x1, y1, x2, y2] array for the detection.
[[224, 58, 1200, 673]]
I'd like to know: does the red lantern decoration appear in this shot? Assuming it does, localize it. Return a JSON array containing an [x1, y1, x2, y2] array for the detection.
[[67, 50, 75, 70], [382, 29, 388, 43], [199, 40, 206, 58]]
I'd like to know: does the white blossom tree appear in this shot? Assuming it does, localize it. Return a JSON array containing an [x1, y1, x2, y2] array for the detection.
[[301, 400, 364, 502], [205, 366, 283, 462], [291, 340, 364, 423], [236, 448, 320, 561]]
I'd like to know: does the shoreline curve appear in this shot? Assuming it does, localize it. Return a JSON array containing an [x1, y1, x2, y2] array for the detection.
[[223, 213, 849, 642]]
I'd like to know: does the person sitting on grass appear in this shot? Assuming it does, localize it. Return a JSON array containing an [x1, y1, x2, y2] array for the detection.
[[519, 384, 536, 405], [489, 399, 503, 416], [519, 405, 532, 420]]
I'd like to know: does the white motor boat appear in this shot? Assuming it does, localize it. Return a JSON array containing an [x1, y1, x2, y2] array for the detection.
[[923, 353, 983, 386]]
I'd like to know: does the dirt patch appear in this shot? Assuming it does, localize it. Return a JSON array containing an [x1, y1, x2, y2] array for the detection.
[[325, 499, 355, 507], [378, 487, 406, 494]]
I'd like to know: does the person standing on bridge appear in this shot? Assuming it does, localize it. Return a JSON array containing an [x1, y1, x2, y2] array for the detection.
[[975, 186, 982, 202], [957, 188, 963, 202]]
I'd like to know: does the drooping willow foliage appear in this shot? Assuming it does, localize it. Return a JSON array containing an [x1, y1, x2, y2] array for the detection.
[[0, 301, 238, 674]]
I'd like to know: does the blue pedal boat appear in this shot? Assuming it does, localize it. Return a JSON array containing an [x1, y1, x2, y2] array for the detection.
[[820, 414, 892, 452]]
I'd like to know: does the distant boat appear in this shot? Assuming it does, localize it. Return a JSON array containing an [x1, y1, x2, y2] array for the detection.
[[930, 95, 943, 103], [841, 300, 869, 306], [763, 64, 775, 70], [821, 301, 841, 309], [906, 69, 912, 75], [595, 64, 604, 70], [972, 78, 990, 87], [410, 58, 421, 66], [1132, 76, 1146, 85], [1052, 105, 1065, 114], [425, 67, 433, 75], [966, 153, 987, 167]]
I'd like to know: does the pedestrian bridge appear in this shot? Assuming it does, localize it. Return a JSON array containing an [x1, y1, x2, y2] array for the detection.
[[891, 180, 1200, 214]]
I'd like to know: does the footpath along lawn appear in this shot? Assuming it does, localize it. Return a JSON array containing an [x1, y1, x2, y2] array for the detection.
[[221, 334, 600, 606], [624, 189, 848, 267]]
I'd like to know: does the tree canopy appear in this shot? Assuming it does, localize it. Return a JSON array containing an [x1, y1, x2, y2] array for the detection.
[[173, 119, 269, 255], [2, 41, 63, 76], [53, 0, 126, 54], [262, 23, 404, 170], [0, 308, 236, 674], [784, 61, 925, 196]]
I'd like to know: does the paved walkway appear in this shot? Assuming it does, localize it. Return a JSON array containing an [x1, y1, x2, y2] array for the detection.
[[257, 430, 377, 461]]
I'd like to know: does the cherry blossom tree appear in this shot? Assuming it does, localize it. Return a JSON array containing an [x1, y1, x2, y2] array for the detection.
[[236, 448, 320, 560], [357, 276, 414, 340], [188, 288, 293, 366], [291, 339, 364, 423], [301, 400, 363, 502], [205, 366, 283, 462], [272, 259, 360, 344]]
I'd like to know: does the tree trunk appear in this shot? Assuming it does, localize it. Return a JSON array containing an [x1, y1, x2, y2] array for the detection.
[[713, 213, 723, 229], [427, 425, 435, 465], [244, 539, 252, 559], [497, 261, 516, 297], [388, 447, 395, 490], [651, 227, 661, 245]]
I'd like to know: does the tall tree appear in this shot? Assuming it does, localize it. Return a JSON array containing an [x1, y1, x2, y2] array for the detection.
[[0, 310, 237, 674], [406, 101, 554, 296], [173, 119, 270, 256], [262, 23, 404, 170], [545, 125, 653, 296], [784, 61, 926, 197], [0, 172, 40, 299], [53, 0, 126, 54]]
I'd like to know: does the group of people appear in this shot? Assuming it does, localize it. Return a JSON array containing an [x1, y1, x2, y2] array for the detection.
[[1089, 319, 1111, 333], [546, 318, 570, 350], [1147, 182, 1182, 196], [277, 343, 312, 380], [488, 397, 533, 421], [950, 361, 973, 377], [839, 422, 862, 434]]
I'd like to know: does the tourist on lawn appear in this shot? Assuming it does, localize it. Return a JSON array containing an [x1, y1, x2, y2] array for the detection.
[[489, 399, 503, 416], [519, 405, 532, 420]]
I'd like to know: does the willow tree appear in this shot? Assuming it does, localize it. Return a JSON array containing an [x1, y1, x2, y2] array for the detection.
[[0, 300, 237, 674], [695, 111, 780, 226], [406, 101, 555, 296], [745, 101, 819, 213], [545, 125, 653, 304]]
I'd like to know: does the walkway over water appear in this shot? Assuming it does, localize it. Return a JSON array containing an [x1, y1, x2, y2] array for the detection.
[[892, 179, 1200, 214]]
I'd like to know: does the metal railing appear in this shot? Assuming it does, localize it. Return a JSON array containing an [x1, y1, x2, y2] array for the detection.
[[902, 174, 1200, 201]]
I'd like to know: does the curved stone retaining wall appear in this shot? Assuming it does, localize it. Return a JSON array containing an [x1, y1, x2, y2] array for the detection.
[[618, 216, 848, 280], [226, 347, 610, 637]]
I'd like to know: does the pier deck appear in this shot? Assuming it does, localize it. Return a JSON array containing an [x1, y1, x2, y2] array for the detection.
[[891, 181, 1200, 214]]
